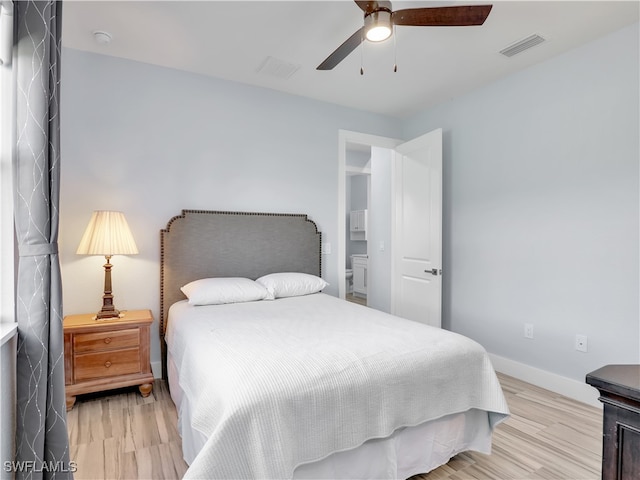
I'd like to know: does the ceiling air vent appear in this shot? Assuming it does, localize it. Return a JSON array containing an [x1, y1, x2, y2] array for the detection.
[[499, 34, 546, 58], [256, 56, 300, 80]]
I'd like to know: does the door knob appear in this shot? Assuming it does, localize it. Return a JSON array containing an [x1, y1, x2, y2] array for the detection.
[[425, 268, 441, 276]]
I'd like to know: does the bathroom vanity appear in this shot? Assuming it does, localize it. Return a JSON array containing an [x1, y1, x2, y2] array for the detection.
[[352, 254, 368, 297]]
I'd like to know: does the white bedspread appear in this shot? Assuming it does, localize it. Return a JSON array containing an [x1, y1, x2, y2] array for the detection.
[[166, 293, 509, 479]]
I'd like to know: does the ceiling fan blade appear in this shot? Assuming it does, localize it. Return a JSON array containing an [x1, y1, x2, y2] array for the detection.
[[317, 27, 364, 70], [354, 1, 393, 15], [392, 5, 492, 27]]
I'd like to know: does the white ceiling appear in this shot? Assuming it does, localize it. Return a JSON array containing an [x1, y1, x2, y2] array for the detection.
[[61, 1, 639, 118]]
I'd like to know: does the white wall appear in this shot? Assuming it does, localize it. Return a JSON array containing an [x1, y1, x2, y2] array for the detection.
[[368, 147, 393, 313], [402, 23, 640, 383], [59, 49, 401, 372]]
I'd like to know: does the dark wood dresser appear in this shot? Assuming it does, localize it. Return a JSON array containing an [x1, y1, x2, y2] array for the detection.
[[586, 365, 640, 480]]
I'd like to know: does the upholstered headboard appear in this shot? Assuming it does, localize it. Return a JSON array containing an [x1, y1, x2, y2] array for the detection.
[[159, 210, 321, 376]]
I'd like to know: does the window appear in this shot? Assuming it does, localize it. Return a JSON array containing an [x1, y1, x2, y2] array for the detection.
[[0, 0, 14, 323]]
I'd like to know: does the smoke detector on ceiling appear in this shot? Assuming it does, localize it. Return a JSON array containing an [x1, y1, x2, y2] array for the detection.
[[93, 31, 112, 45]]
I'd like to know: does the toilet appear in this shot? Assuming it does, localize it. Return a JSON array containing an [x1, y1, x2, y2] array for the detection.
[[345, 269, 353, 294]]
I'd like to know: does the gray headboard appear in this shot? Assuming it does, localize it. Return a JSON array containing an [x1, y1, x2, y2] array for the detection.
[[159, 210, 321, 376]]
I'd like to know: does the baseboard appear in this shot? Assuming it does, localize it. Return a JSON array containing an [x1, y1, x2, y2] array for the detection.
[[489, 353, 601, 408], [151, 361, 162, 379]]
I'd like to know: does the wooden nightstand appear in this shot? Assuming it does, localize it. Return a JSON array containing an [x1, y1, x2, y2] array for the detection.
[[64, 309, 154, 410]]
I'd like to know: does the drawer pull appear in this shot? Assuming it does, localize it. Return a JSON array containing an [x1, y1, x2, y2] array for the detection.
[[104, 361, 112, 368], [104, 337, 112, 344]]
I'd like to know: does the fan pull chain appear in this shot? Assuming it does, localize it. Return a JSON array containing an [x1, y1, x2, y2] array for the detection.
[[393, 24, 398, 72], [360, 30, 365, 75]]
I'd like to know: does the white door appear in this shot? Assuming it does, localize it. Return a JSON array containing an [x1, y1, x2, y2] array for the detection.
[[392, 128, 442, 327]]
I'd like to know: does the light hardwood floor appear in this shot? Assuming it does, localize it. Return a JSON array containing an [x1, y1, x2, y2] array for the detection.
[[346, 293, 367, 306], [67, 373, 602, 479]]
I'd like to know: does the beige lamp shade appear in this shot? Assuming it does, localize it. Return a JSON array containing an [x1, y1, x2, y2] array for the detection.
[[76, 211, 138, 256], [77, 211, 138, 320]]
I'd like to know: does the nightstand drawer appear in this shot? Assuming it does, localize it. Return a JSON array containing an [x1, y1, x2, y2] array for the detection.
[[74, 348, 141, 381], [74, 328, 140, 353]]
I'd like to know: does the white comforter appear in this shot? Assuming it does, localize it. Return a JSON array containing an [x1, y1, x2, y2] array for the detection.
[[166, 293, 509, 479]]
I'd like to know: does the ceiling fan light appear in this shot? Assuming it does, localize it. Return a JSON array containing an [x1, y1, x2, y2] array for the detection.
[[366, 25, 392, 42], [364, 10, 392, 42]]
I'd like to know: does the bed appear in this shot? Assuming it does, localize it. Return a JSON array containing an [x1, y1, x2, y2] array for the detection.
[[160, 209, 509, 479]]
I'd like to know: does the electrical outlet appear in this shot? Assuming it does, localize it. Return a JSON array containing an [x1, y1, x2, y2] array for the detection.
[[321, 242, 331, 255], [524, 323, 534, 339], [575, 334, 588, 352]]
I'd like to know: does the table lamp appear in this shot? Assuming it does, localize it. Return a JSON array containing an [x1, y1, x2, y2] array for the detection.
[[76, 211, 138, 319]]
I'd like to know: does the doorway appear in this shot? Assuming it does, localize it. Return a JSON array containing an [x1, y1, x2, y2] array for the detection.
[[345, 156, 370, 306], [338, 129, 443, 327], [338, 130, 400, 313]]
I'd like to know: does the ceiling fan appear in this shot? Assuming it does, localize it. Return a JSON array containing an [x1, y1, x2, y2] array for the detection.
[[317, 1, 493, 70]]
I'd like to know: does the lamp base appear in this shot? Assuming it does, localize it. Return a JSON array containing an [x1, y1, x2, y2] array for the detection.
[[95, 307, 121, 320], [95, 256, 122, 320]]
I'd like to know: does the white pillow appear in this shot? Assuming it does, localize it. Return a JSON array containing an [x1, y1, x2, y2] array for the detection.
[[256, 272, 329, 299], [180, 277, 268, 306]]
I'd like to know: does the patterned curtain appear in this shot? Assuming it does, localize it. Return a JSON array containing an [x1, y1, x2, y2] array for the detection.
[[13, 2, 71, 479]]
